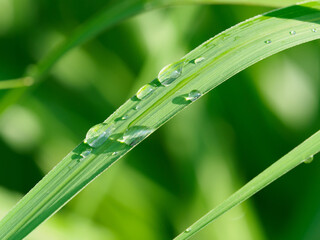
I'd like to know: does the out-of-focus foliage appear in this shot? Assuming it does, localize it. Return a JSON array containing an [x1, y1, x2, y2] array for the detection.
[[0, 1, 319, 239]]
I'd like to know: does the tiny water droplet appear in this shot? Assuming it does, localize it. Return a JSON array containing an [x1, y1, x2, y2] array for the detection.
[[118, 126, 153, 146], [84, 123, 115, 148], [264, 40, 271, 44], [185, 227, 192, 233], [112, 151, 118, 156], [185, 90, 202, 102], [304, 155, 314, 164], [234, 36, 241, 41], [133, 105, 141, 110], [289, 30, 296, 35], [136, 84, 155, 100], [80, 149, 92, 158], [312, 28, 317, 32], [194, 57, 205, 64], [158, 60, 185, 86], [121, 115, 129, 120]]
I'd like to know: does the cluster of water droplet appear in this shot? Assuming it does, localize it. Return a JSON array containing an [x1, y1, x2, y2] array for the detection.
[[264, 27, 319, 44], [79, 117, 154, 160], [78, 55, 209, 160]]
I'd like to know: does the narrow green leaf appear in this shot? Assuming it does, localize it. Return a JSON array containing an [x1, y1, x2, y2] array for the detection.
[[1, 1, 320, 239], [0, 77, 34, 90], [174, 129, 320, 239]]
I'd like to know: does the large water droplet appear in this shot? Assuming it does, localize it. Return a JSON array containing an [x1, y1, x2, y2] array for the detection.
[[185, 90, 202, 102], [304, 155, 314, 164], [264, 40, 271, 44], [289, 30, 296, 35], [136, 84, 155, 100], [194, 57, 205, 64], [118, 126, 153, 146], [158, 60, 185, 86], [84, 123, 115, 148]]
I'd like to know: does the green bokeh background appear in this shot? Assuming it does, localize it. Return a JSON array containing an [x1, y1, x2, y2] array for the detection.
[[0, 1, 320, 239]]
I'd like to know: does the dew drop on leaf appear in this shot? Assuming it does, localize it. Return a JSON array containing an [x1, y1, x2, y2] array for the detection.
[[84, 123, 115, 148], [158, 60, 185, 86], [80, 149, 92, 158], [185, 90, 202, 102], [194, 57, 205, 64], [118, 126, 153, 146], [264, 40, 272, 44], [136, 84, 156, 100], [289, 30, 296, 35], [304, 155, 314, 164]]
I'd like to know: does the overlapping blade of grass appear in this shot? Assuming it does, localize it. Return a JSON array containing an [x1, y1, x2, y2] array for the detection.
[[174, 130, 320, 239], [1, 1, 320, 239], [0, 0, 301, 112]]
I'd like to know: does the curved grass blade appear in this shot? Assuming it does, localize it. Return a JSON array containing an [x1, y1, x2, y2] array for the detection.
[[1, 1, 320, 239], [0, 0, 301, 113], [174, 129, 320, 239]]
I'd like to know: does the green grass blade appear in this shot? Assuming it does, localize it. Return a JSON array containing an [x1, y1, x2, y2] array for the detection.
[[0, 0, 301, 114], [174, 130, 320, 240], [0, 77, 34, 90], [1, 1, 320, 239]]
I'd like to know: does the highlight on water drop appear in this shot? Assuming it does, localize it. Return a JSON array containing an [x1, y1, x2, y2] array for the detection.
[[84, 122, 115, 148], [158, 59, 185, 86], [194, 57, 205, 64], [289, 30, 296, 35], [121, 115, 129, 120], [264, 39, 271, 44]]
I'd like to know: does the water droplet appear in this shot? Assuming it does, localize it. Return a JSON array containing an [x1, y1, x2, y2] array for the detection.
[[133, 105, 141, 110], [158, 60, 185, 86], [304, 155, 314, 164], [312, 28, 317, 32], [185, 90, 202, 102], [118, 126, 153, 146], [289, 30, 296, 35], [185, 227, 192, 233], [121, 115, 129, 120], [136, 84, 155, 100], [264, 40, 271, 44], [194, 57, 205, 64], [112, 151, 118, 156], [80, 149, 92, 158], [84, 123, 115, 148]]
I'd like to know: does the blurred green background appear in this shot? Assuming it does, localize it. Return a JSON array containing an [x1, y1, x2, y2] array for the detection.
[[0, 1, 320, 239]]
